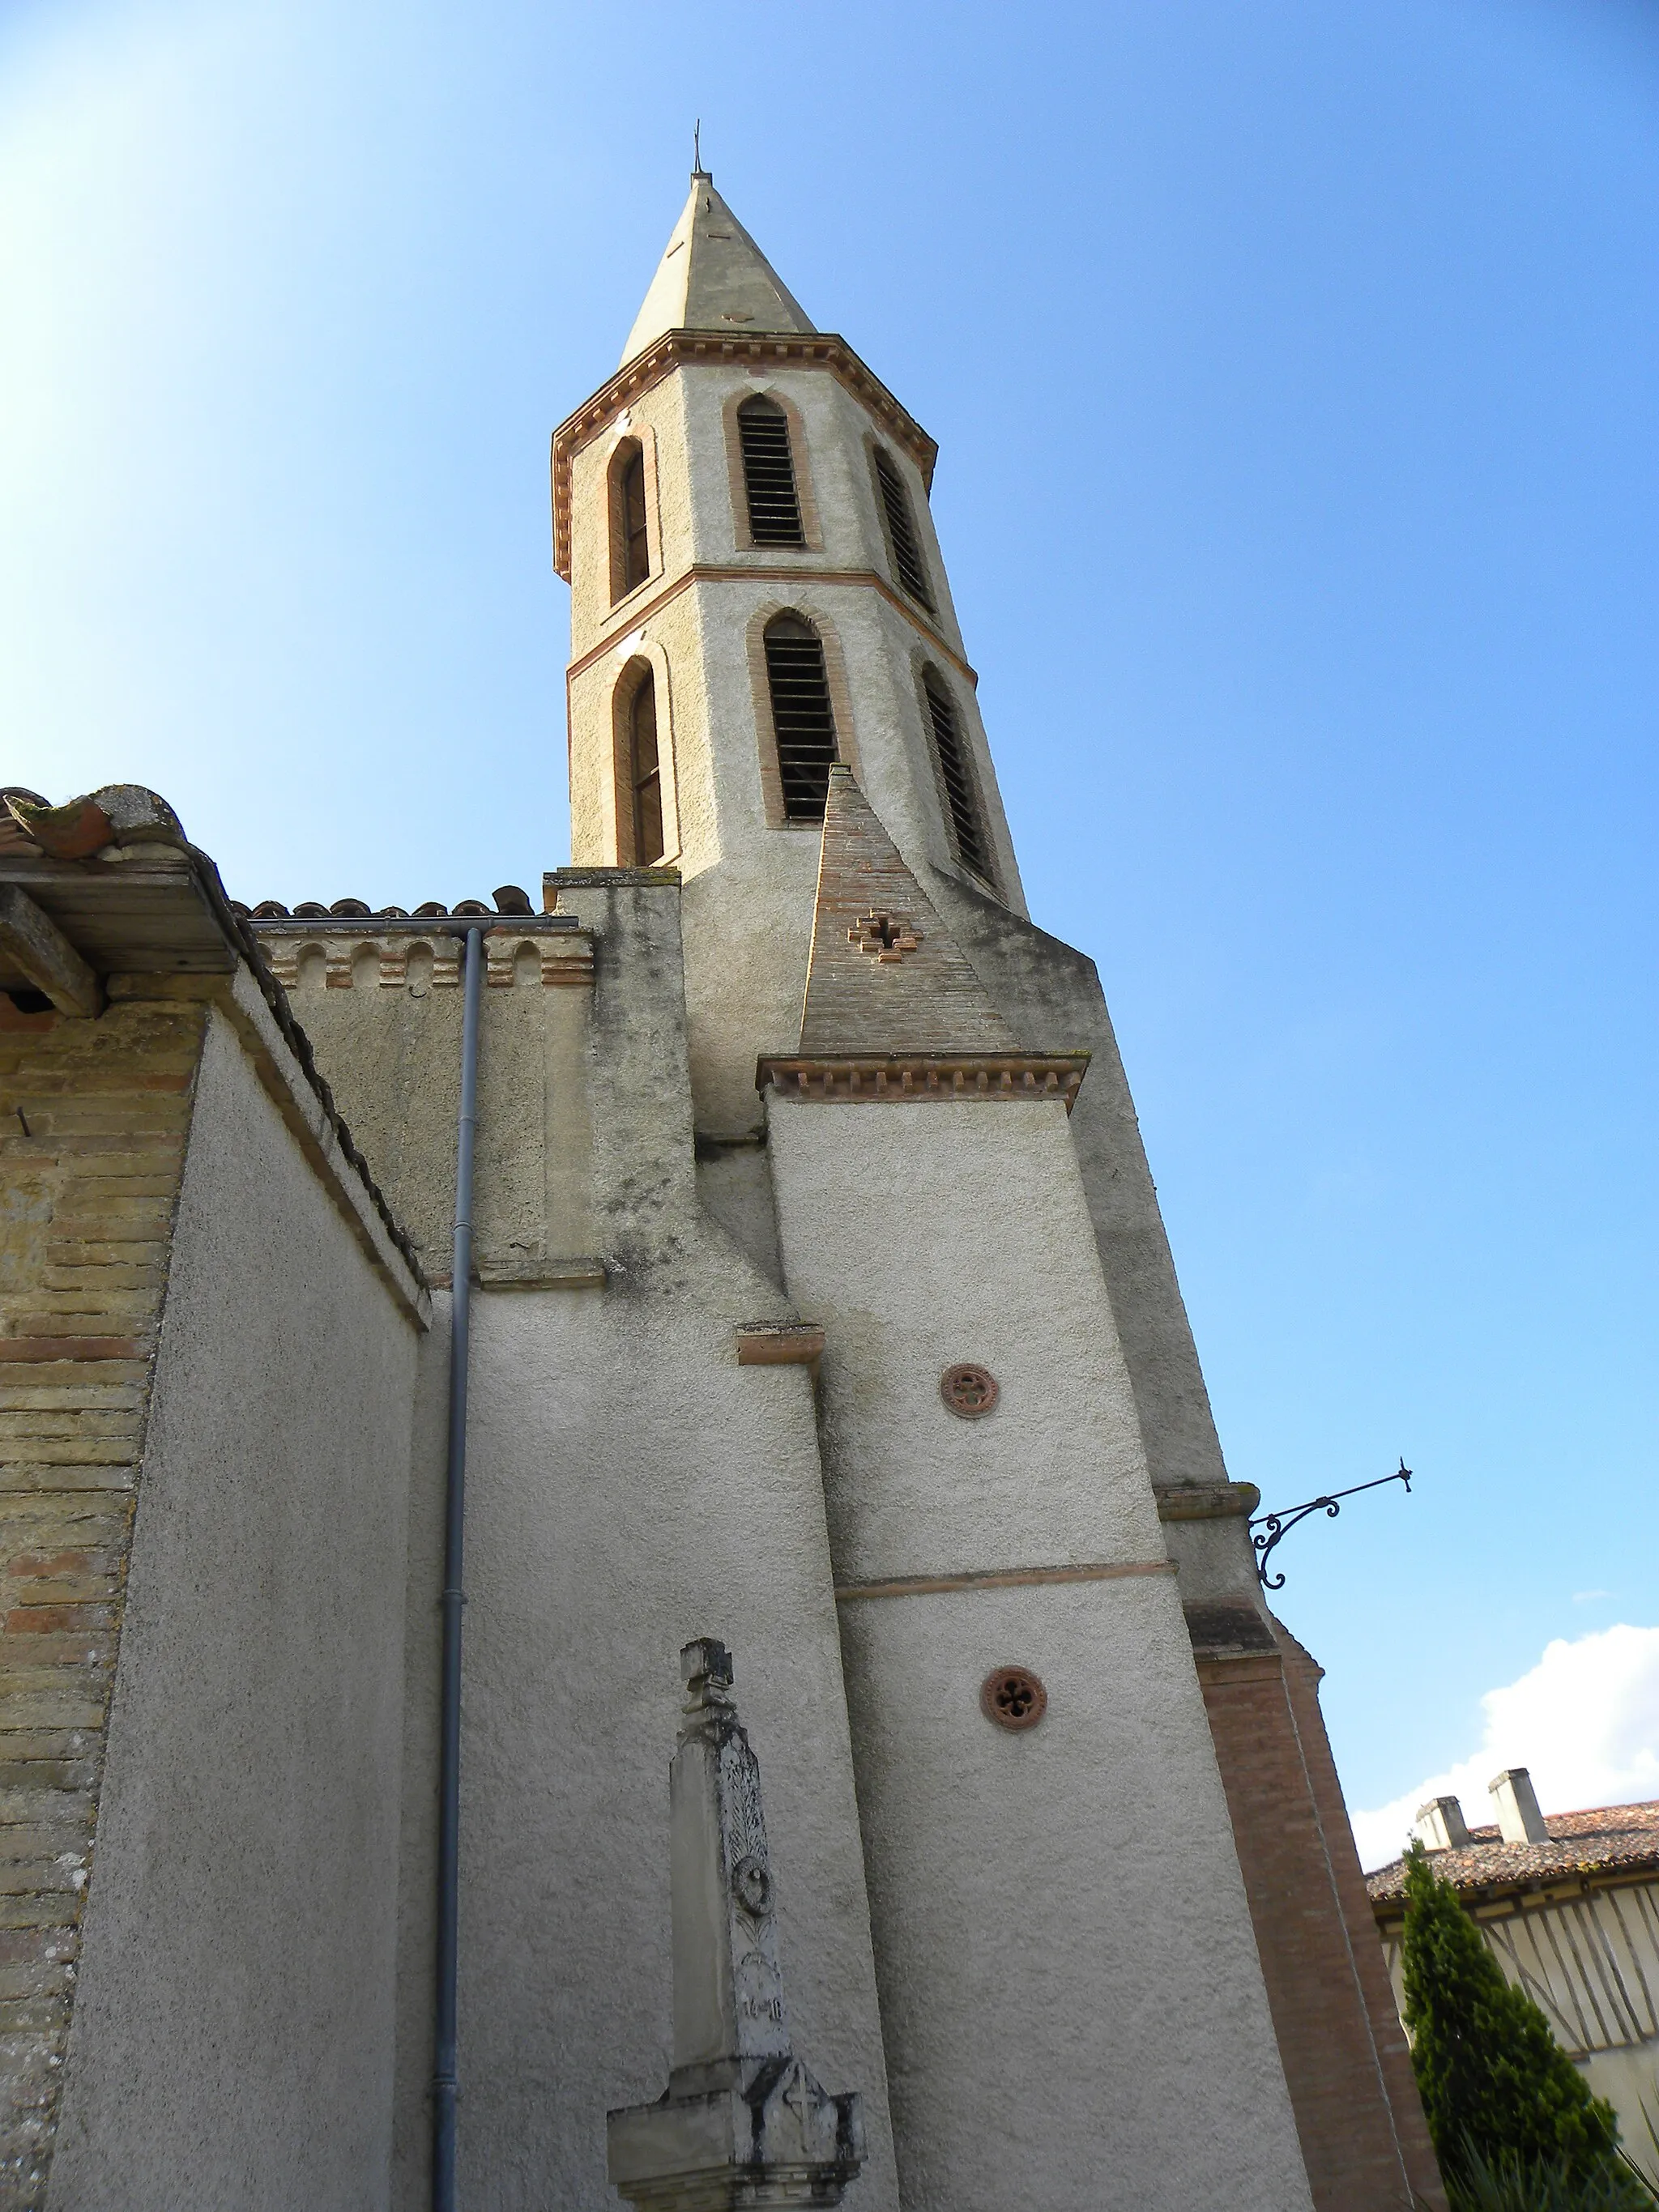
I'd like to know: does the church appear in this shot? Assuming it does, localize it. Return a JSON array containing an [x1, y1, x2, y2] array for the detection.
[[0, 172, 1444, 2210]]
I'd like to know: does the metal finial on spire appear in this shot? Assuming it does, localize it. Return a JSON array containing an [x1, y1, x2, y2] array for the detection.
[[693, 118, 704, 176]]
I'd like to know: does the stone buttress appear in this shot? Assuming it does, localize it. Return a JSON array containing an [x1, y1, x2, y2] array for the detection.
[[758, 769, 1313, 2208]]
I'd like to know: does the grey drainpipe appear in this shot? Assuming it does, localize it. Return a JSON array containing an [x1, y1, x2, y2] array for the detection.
[[434, 923, 484, 2212]]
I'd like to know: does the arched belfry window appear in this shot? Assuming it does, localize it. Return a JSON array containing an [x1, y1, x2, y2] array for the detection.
[[764, 616, 838, 820], [610, 440, 650, 600], [737, 397, 805, 547], [922, 670, 992, 883], [873, 448, 932, 609], [627, 666, 665, 865]]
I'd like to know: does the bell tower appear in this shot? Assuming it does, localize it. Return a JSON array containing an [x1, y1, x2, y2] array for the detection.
[[552, 173, 1447, 2212], [552, 168, 1025, 1140]]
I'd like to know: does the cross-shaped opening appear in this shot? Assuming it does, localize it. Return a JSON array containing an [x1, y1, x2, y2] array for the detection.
[[850, 911, 922, 963]]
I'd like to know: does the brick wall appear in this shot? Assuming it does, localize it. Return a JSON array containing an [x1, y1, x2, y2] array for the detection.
[[1277, 1629, 1444, 2200], [1196, 1636, 1447, 2212], [0, 993, 207, 2209]]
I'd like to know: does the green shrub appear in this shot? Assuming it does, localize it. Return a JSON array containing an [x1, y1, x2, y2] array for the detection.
[[1400, 1842, 1639, 2198], [1443, 2137, 1654, 2211]]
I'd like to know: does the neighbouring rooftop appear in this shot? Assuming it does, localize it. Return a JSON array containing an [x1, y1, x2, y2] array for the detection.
[[1367, 1800, 1659, 1906]]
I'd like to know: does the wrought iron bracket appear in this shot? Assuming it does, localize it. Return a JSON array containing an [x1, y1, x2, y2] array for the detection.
[[1249, 1461, 1413, 1590]]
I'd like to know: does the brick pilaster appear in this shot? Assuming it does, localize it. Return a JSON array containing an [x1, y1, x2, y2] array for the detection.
[[1196, 1630, 1446, 2212]]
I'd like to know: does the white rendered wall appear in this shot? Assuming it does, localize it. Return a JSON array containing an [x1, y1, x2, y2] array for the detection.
[[428, 876, 898, 2212], [448, 1284, 898, 2212], [767, 1093, 1314, 2212], [270, 880, 901, 2212], [48, 1007, 420, 2212]]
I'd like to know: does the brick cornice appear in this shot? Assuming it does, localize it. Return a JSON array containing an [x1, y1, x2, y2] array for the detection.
[[550, 330, 939, 579], [758, 1052, 1089, 1113], [735, 1322, 824, 1366], [1193, 1650, 1286, 1685], [1183, 1598, 1280, 1660], [567, 564, 978, 690]]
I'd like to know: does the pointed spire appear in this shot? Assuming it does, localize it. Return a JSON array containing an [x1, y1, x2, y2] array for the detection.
[[798, 768, 1017, 1057], [620, 172, 817, 369]]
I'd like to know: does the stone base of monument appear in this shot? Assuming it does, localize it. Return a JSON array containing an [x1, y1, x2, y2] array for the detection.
[[606, 1640, 864, 2212], [608, 2052, 863, 2211]]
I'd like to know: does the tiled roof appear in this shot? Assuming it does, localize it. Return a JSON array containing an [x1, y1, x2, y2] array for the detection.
[[1367, 1801, 1659, 1907], [238, 889, 535, 921], [0, 784, 425, 1288]]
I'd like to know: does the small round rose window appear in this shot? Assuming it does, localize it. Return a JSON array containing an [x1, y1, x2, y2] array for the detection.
[[940, 1364, 999, 1419], [981, 1667, 1047, 1731]]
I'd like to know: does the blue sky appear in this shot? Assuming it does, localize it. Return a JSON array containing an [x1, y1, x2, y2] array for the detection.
[[5, 0, 1657, 1846]]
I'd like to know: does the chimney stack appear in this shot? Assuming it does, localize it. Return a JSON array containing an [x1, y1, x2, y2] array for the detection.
[[1413, 1796, 1471, 1852], [1488, 1767, 1550, 1845]]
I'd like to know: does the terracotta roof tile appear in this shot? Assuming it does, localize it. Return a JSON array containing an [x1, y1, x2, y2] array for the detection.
[[1367, 1800, 1659, 1906]]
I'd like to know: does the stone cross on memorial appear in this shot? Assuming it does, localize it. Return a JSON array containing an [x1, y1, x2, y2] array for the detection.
[[607, 1639, 864, 2212]]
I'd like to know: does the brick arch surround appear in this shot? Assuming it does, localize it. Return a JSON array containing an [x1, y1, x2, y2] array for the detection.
[[905, 647, 1005, 900], [744, 599, 862, 830], [722, 381, 825, 555], [609, 646, 680, 867], [603, 428, 663, 608]]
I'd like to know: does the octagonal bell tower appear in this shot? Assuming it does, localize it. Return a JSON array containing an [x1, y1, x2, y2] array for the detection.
[[552, 168, 1025, 1144]]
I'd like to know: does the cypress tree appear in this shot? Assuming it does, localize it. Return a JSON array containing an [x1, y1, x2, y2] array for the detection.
[[1400, 1841, 1632, 2191]]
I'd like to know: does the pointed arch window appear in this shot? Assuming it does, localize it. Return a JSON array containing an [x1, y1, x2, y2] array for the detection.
[[628, 667, 665, 864], [922, 670, 992, 883], [737, 397, 805, 546], [873, 447, 932, 609], [764, 615, 838, 820], [610, 440, 650, 600]]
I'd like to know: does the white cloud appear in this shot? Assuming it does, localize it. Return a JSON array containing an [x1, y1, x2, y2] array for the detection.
[[1350, 1624, 1659, 1872]]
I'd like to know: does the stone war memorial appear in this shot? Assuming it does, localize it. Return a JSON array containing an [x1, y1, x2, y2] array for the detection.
[[0, 172, 1446, 2210]]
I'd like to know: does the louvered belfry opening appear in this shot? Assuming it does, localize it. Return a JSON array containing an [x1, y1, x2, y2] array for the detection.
[[764, 616, 838, 820], [616, 444, 650, 598], [923, 671, 992, 881], [630, 667, 665, 864], [873, 448, 932, 608], [737, 397, 805, 546]]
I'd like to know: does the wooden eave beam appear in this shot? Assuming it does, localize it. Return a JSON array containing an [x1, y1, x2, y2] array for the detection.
[[0, 884, 103, 1016]]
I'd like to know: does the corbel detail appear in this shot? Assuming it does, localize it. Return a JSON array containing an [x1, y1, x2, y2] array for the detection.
[[757, 1052, 1089, 1113], [1154, 1481, 1261, 1522]]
